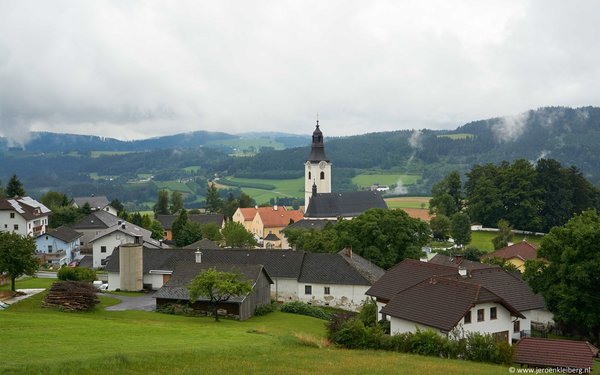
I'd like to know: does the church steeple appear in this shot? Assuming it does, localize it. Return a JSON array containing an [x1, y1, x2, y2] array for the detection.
[[307, 121, 329, 162]]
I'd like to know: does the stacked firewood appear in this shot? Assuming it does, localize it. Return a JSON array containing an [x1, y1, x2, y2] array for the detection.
[[43, 281, 100, 311]]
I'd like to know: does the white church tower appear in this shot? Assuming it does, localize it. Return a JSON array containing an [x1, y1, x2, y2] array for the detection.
[[304, 121, 331, 212]]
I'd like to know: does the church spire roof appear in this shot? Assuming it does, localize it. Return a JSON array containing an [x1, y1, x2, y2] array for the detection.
[[307, 120, 329, 162]]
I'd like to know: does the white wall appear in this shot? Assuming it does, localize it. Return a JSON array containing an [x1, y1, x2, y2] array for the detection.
[[92, 232, 135, 268], [107, 272, 121, 291], [271, 278, 298, 302], [297, 282, 369, 311], [523, 308, 554, 326], [143, 274, 165, 290], [389, 302, 514, 344], [0, 211, 28, 235]]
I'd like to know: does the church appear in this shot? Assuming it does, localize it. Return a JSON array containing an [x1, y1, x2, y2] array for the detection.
[[302, 122, 387, 219]]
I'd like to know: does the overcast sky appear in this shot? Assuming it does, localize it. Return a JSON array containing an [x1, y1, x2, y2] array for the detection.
[[1, 1, 599, 143]]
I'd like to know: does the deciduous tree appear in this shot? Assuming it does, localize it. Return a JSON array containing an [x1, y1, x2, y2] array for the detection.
[[221, 221, 257, 248], [187, 267, 252, 321], [450, 212, 471, 246], [0, 232, 39, 291]]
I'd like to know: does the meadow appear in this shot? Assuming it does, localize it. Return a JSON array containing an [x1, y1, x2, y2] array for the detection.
[[0, 279, 510, 375]]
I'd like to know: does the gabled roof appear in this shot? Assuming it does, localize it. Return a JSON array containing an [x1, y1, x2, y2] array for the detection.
[[0, 196, 51, 220], [515, 337, 598, 369], [305, 191, 387, 218], [257, 209, 304, 228], [429, 254, 493, 270], [299, 253, 372, 286], [154, 261, 272, 302], [366, 259, 458, 302], [71, 210, 121, 230], [285, 219, 337, 231], [107, 248, 306, 279], [264, 233, 280, 241], [482, 241, 538, 262], [156, 214, 225, 229], [184, 238, 221, 250], [443, 267, 547, 312], [237, 206, 288, 222], [338, 249, 385, 284], [41, 226, 83, 243], [381, 277, 524, 332], [72, 196, 110, 210], [89, 222, 163, 248]]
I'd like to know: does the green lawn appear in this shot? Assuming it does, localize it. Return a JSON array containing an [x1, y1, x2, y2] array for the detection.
[[0, 276, 56, 291], [352, 173, 420, 189], [221, 177, 304, 204], [0, 291, 509, 375], [385, 197, 431, 209], [469, 232, 544, 252], [154, 181, 194, 194]]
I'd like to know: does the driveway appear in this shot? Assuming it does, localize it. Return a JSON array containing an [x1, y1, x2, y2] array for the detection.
[[103, 292, 157, 311]]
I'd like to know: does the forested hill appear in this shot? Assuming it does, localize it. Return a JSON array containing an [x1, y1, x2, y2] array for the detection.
[[226, 106, 600, 186]]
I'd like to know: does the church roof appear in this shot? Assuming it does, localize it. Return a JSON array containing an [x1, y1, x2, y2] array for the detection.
[[305, 191, 388, 218], [307, 123, 329, 162]]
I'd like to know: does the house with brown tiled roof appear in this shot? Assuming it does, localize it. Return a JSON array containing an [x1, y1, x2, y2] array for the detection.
[[156, 213, 225, 241], [481, 240, 539, 272], [367, 258, 554, 343], [381, 276, 524, 344], [514, 337, 598, 370]]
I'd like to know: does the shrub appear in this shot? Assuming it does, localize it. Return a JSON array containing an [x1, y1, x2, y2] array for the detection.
[[57, 267, 96, 282], [156, 303, 195, 316], [409, 329, 448, 357], [464, 332, 513, 364], [280, 301, 331, 320], [326, 311, 356, 340], [254, 301, 278, 316], [357, 298, 378, 327]]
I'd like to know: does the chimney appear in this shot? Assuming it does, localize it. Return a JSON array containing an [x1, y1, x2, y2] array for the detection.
[[195, 249, 202, 263], [121, 224, 126, 230], [455, 255, 463, 265], [419, 257, 428, 262], [458, 267, 468, 277], [118, 220, 122, 226], [346, 246, 352, 258]]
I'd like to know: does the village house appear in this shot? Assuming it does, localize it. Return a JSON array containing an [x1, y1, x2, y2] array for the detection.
[[72, 195, 118, 216], [89, 221, 166, 268], [106, 246, 384, 311], [155, 213, 225, 241], [35, 226, 82, 266], [71, 210, 122, 249], [0, 196, 51, 237], [250, 207, 303, 248], [481, 240, 539, 272], [366, 258, 553, 343]]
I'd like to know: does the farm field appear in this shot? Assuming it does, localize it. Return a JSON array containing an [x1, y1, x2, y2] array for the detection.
[[385, 196, 430, 209], [207, 138, 286, 156], [0, 286, 510, 375], [153, 181, 194, 194]]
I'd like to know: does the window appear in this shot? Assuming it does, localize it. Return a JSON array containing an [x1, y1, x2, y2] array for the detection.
[[513, 320, 520, 333], [308, 172, 311, 180], [101, 246, 107, 253], [477, 309, 484, 322], [304, 285, 312, 295], [464, 311, 471, 324], [320, 171, 325, 180], [13, 224, 19, 231], [324, 287, 330, 295], [490, 307, 497, 320], [48, 245, 53, 253], [10, 213, 15, 218]]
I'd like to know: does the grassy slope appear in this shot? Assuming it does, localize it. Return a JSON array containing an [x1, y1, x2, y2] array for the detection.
[[1, 287, 508, 375], [352, 174, 420, 188]]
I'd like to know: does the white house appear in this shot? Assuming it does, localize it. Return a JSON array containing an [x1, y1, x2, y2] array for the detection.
[[71, 210, 121, 248], [366, 258, 553, 343], [0, 196, 51, 237], [90, 221, 165, 268], [381, 276, 522, 344], [105, 247, 384, 311], [35, 226, 83, 266]]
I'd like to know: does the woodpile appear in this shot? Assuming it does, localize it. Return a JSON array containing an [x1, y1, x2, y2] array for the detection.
[[43, 281, 100, 311]]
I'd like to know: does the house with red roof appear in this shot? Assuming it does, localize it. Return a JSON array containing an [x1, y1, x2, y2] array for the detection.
[[481, 240, 539, 272], [514, 337, 598, 371], [252, 207, 303, 248]]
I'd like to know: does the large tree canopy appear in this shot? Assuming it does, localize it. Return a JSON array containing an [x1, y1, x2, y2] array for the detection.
[[0, 232, 39, 291], [524, 210, 600, 344]]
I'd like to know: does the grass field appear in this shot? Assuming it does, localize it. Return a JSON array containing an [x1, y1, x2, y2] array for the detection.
[[220, 177, 304, 204], [469, 231, 543, 252], [153, 181, 194, 194], [0, 284, 510, 375], [207, 138, 286, 156], [385, 197, 430, 209]]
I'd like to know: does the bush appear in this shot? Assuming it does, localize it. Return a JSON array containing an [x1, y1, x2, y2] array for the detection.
[[254, 301, 278, 316], [357, 298, 378, 327], [326, 312, 356, 340], [409, 329, 448, 357], [280, 301, 331, 320], [57, 267, 96, 282], [464, 332, 514, 364]]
